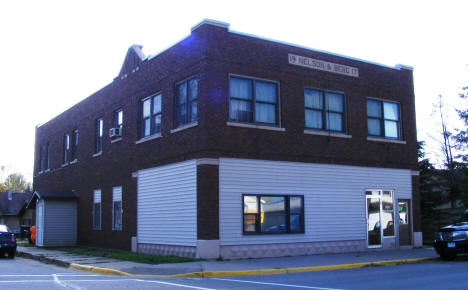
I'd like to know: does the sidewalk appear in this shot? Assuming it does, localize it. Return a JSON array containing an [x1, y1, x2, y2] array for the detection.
[[17, 246, 439, 278]]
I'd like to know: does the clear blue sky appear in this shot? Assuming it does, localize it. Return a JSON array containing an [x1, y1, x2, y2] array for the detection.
[[1, 0, 467, 182]]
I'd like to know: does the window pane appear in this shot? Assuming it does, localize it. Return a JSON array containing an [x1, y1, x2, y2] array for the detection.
[[260, 196, 286, 233], [382, 191, 394, 236], [305, 89, 323, 109], [255, 103, 276, 124], [230, 99, 252, 122], [98, 120, 103, 137], [230, 77, 252, 100], [144, 118, 150, 137], [384, 120, 398, 138], [94, 203, 101, 229], [368, 119, 381, 136], [154, 115, 161, 133], [176, 104, 186, 126], [367, 100, 382, 117], [177, 83, 187, 104], [383, 102, 399, 120], [290, 196, 302, 214], [305, 110, 322, 129], [188, 79, 197, 100], [244, 196, 258, 214], [153, 94, 161, 114], [255, 81, 276, 103], [244, 215, 256, 232], [326, 92, 343, 112], [326, 112, 343, 131], [118, 110, 123, 126], [113, 201, 122, 230], [290, 214, 302, 233], [143, 99, 151, 118], [189, 100, 197, 122]]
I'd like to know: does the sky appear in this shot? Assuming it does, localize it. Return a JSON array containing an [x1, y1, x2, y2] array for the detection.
[[0, 0, 467, 182]]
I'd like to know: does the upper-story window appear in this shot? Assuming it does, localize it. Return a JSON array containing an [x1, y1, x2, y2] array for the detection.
[[229, 76, 279, 125], [39, 145, 46, 172], [63, 134, 70, 164], [304, 88, 345, 132], [367, 99, 401, 139], [175, 77, 198, 128], [71, 129, 79, 161], [140, 93, 161, 138], [46, 143, 50, 170], [95, 118, 103, 153], [114, 109, 123, 130]]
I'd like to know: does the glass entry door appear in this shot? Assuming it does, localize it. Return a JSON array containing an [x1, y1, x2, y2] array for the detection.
[[367, 197, 381, 247], [366, 190, 395, 248]]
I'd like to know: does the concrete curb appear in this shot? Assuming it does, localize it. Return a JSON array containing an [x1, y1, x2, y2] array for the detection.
[[17, 249, 438, 278], [16, 251, 71, 268], [69, 263, 131, 276]]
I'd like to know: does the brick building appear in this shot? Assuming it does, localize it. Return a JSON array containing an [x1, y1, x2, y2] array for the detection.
[[33, 19, 420, 259]]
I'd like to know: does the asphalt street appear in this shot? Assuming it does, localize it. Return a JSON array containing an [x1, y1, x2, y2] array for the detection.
[[1, 256, 468, 289]]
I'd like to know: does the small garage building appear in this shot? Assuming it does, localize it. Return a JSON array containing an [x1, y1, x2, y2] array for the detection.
[[27, 190, 78, 247]]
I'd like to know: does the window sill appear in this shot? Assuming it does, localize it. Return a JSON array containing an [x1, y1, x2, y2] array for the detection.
[[304, 129, 352, 139], [61, 163, 69, 167], [135, 133, 162, 144], [170, 122, 198, 134], [227, 122, 285, 132], [111, 137, 122, 143], [367, 137, 406, 144], [92, 152, 102, 158], [44, 169, 50, 172], [70, 159, 78, 164]]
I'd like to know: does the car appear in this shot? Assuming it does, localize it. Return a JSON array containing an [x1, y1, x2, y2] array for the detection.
[[0, 224, 17, 258], [434, 221, 468, 260]]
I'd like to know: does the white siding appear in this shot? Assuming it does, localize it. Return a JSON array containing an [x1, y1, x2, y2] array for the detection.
[[43, 201, 77, 246], [137, 160, 197, 246], [219, 158, 412, 245]]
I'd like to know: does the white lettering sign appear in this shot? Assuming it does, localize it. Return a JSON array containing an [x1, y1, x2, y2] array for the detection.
[[288, 53, 359, 78]]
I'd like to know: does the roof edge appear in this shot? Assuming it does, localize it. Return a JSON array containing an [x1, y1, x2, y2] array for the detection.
[[191, 19, 230, 32]]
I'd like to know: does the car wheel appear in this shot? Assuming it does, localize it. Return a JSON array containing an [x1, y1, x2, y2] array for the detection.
[[7, 251, 15, 259], [440, 250, 457, 261]]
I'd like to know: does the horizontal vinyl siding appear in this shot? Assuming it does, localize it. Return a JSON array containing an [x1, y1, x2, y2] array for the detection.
[[219, 158, 412, 246], [137, 160, 197, 246], [43, 201, 77, 246]]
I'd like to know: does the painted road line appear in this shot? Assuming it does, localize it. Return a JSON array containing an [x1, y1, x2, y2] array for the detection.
[[135, 279, 217, 289], [212, 277, 345, 290]]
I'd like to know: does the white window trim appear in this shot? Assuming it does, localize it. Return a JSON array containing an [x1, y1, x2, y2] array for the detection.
[[227, 122, 285, 132], [367, 136, 406, 144], [304, 129, 351, 139], [136, 133, 162, 144], [170, 121, 198, 134]]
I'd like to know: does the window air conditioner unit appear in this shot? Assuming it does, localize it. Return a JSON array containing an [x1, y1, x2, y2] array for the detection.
[[109, 127, 122, 138]]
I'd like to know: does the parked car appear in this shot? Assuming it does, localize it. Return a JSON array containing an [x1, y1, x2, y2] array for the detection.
[[434, 221, 468, 260], [0, 224, 17, 258]]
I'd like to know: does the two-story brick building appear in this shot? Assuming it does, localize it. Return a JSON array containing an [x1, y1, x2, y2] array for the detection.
[[33, 19, 420, 259]]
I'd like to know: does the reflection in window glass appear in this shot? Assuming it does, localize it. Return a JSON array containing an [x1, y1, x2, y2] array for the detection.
[[382, 191, 394, 236], [367, 99, 401, 139], [243, 215, 256, 232], [260, 196, 286, 233], [243, 196, 258, 214], [243, 195, 303, 234]]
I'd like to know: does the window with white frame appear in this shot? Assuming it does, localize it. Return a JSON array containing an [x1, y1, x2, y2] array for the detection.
[[140, 93, 161, 138], [367, 99, 401, 139], [304, 88, 345, 132], [112, 186, 122, 231], [63, 134, 70, 164], [93, 189, 101, 230], [229, 76, 279, 125], [95, 118, 103, 153]]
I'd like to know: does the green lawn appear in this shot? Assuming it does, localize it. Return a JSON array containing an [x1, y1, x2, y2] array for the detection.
[[43, 246, 199, 264]]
